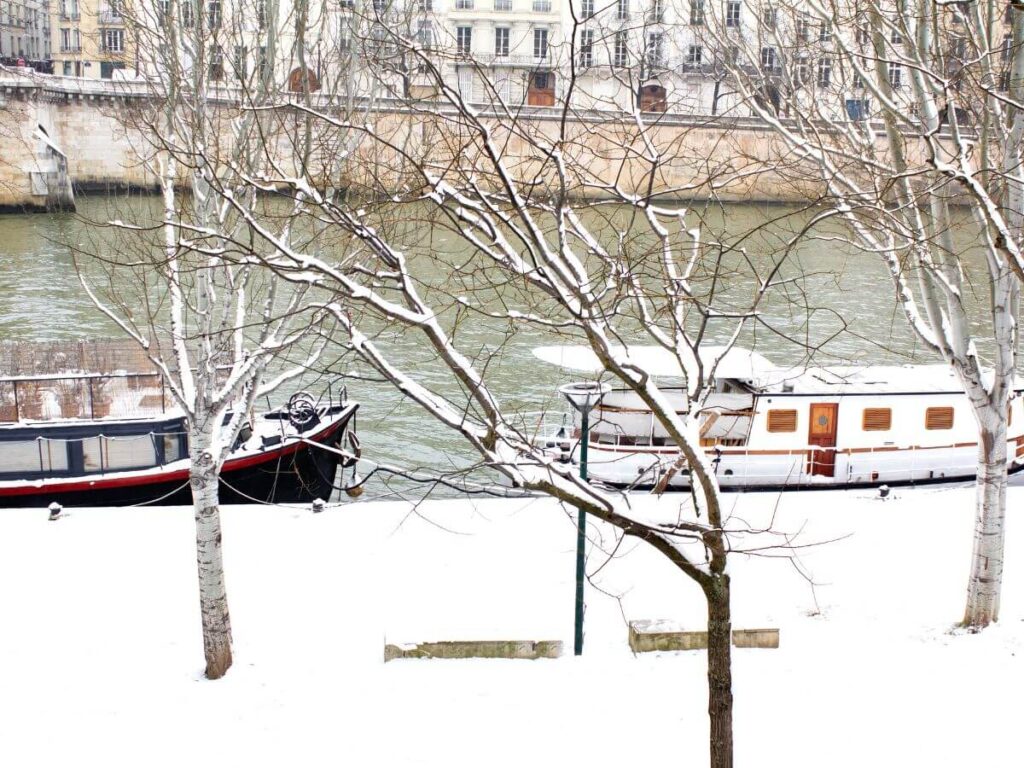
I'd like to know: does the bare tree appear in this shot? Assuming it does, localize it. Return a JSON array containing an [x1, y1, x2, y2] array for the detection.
[[170, 19, 834, 764], [75, 0, 343, 678], [693, 0, 1024, 629]]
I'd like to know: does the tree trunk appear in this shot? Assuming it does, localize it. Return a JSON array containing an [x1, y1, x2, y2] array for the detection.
[[705, 574, 734, 768], [963, 413, 1008, 628], [191, 449, 233, 679]]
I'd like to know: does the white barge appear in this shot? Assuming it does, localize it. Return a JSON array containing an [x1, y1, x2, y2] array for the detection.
[[534, 346, 1024, 490]]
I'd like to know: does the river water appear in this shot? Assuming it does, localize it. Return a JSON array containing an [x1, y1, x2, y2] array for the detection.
[[0, 196, 1001, 498]]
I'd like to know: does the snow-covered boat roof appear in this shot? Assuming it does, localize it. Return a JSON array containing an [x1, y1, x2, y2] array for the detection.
[[778, 365, 1024, 395], [532, 345, 777, 383], [533, 345, 1024, 395]]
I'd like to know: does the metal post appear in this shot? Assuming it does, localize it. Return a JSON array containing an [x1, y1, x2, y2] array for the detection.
[[574, 408, 589, 656]]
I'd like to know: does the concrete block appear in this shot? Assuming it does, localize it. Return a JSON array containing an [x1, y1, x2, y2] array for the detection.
[[384, 639, 563, 663], [732, 628, 780, 648], [628, 620, 780, 652]]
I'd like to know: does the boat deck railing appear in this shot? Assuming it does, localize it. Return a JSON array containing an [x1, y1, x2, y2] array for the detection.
[[0, 371, 169, 423]]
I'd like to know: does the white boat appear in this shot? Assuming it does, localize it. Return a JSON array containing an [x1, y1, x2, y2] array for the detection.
[[534, 346, 1024, 490]]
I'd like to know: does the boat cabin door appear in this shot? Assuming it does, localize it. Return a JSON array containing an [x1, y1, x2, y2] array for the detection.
[[808, 403, 838, 477]]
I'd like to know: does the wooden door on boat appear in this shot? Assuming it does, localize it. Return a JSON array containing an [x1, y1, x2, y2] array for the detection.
[[808, 403, 838, 477]]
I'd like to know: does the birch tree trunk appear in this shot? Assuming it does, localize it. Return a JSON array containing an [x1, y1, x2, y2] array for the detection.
[[964, 410, 1009, 627], [190, 424, 233, 679]]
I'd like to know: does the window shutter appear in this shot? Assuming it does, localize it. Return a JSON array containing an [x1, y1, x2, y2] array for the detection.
[[767, 409, 797, 432], [925, 407, 954, 430], [862, 408, 891, 431]]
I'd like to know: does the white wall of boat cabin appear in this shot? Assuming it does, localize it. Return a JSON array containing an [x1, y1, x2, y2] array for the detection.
[[748, 392, 1024, 450]]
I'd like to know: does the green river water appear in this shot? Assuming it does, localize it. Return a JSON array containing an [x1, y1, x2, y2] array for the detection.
[[0, 195, 998, 498]]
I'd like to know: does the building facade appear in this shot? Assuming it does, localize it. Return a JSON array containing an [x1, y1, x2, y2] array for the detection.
[[1, 0, 52, 64], [49, 0, 129, 78]]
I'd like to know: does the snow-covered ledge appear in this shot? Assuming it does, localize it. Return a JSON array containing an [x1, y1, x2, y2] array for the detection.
[[628, 621, 780, 652]]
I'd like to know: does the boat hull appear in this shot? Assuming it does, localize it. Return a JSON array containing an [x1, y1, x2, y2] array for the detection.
[[0, 406, 356, 508], [579, 439, 1024, 492]]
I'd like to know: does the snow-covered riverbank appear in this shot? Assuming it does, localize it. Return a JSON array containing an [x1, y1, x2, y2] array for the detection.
[[1, 484, 1020, 766]]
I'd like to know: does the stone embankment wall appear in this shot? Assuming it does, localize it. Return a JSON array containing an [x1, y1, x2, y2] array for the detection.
[[0, 74, 833, 210]]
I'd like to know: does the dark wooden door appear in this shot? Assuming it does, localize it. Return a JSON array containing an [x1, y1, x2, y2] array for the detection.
[[527, 72, 555, 106], [639, 84, 667, 112], [807, 403, 838, 477]]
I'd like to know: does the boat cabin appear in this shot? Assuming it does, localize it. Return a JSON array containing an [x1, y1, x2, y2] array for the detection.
[[534, 345, 1024, 490]]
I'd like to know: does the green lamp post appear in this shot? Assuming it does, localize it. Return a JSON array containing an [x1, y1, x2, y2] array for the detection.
[[559, 380, 610, 656]]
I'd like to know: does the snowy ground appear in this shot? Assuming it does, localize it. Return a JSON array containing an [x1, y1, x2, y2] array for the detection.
[[0, 482, 1020, 767]]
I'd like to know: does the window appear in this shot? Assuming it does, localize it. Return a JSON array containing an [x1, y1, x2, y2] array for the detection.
[[685, 44, 702, 67], [533, 0, 552, 10], [845, 98, 870, 120], [581, 0, 594, 18], [819, 22, 832, 42], [647, 31, 663, 68], [689, 0, 703, 25], [181, 0, 193, 27], [257, 45, 268, 78], [456, 0, 473, 8], [1000, 69, 1011, 91], [767, 410, 797, 433], [614, 30, 628, 67], [617, 0, 628, 20], [887, 61, 902, 88], [852, 69, 864, 89], [495, 26, 509, 57], [726, 0, 740, 28], [495, 0, 511, 8], [650, 0, 663, 22], [796, 16, 811, 43], [234, 45, 248, 78], [950, 36, 967, 61], [856, 21, 870, 46], [760, 45, 776, 72], [60, 26, 70, 51], [456, 25, 472, 55], [925, 407, 954, 430], [0, 439, 68, 474], [101, 28, 124, 53], [761, 6, 775, 30], [891, 28, 902, 45], [256, 0, 266, 27], [817, 58, 831, 87], [579, 29, 593, 67], [1003, 33, 1013, 62], [796, 53, 809, 85], [417, 20, 433, 50], [458, 68, 473, 98], [207, 0, 220, 30], [534, 28, 548, 60], [862, 408, 892, 431], [208, 44, 224, 80]]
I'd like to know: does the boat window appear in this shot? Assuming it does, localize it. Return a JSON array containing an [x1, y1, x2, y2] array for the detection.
[[0, 439, 69, 473], [767, 409, 798, 432], [83, 435, 158, 471], [862, 408, 892, 431], [925, 407, 954, 430], [163, 433, 184, 461]]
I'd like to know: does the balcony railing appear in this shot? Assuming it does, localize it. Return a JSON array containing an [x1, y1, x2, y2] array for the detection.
[[59, 11, 81, 20], [99, 11, 123, 24], [473, 52, 551, 66]]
